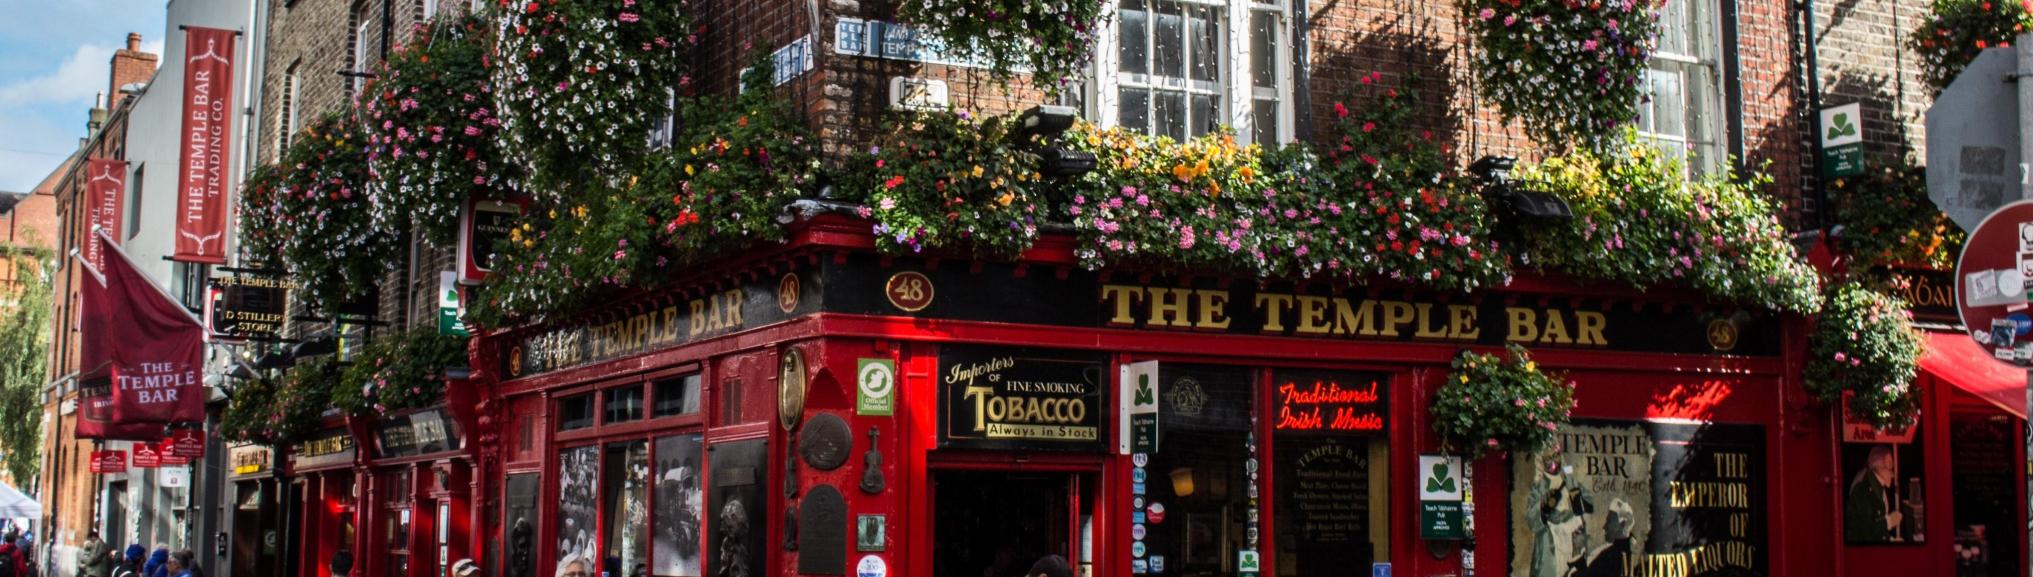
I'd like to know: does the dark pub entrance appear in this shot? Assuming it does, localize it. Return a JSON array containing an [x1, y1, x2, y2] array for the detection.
[[932, 470, 1095, 577]]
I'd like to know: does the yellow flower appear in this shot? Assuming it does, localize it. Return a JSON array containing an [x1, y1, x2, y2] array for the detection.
[[1524, 361, 1537, 372], [685, 164, 695, 176], [1460, 376, 1469, 383], [971, 165, 984, 178], [991, 177, 1005, 189], [997, 192, 1014, 206], [548, 209, 558, 219]]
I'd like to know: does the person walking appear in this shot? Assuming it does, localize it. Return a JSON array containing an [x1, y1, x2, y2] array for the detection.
[[141, 547, 168, 577], [0, 530, 32, 577], [109, 546, 144, 577], [74, 531, 109, 577], [163, 550, 201, 577]]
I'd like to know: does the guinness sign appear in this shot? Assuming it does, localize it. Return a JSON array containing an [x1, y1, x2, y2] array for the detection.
[[937, 345, 1106, 451]]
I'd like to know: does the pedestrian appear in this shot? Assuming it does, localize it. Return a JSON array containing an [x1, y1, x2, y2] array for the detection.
[[110, 546, 144, 577], [142, 547, 168, 577], [74, 531, 109, 577], [1025, 555, 1072, 577], [164, 550, 201, 577], [0, 530, 31, 577]]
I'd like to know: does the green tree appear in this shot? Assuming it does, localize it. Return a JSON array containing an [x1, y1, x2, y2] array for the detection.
[[0, 240, 52, 487]]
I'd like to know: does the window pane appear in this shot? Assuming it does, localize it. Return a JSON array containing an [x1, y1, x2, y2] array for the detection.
[[654, 375, 702, 417], [1188, 5, 1221, 83], [1141, 365, 1254, 577], [559, 393, 594, 431], [1120, 0, 1149, 75], [1649, 69, 1687, 139], [604, 441, 650, 577], [1657, 0, 1689, 56], [604, 386, 644, 424], [1251, 11, 1278, 89], [1155, 3, 1185, 78], [653, 434, 705, 577], [1272, 370, 1391, 573], [1121, 88, 1153, 133], [1156, 91, 1188, 140], [558, 446, 600, 575], [1192, 93, 1220, 137], [1253, 98, 1278, 144]]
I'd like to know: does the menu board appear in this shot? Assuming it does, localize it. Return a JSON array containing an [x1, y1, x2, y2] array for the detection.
[[1274, 436, 1371, 548]]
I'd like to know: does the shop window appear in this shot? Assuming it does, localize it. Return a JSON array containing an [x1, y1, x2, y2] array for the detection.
[[605, 387, 645, 424], [653, 375, 701, 418], [652, 434, 704, 576], [604, 441, 651, 577], [1089, 0, 1293, 144], [558, 445, 600, 575], [559, 393, 595, 431], [382, 469, 413, 577], [1641, 0, 1725, 174], [1136, 364, 1255, 577], [1270, 369, 1390, 575]]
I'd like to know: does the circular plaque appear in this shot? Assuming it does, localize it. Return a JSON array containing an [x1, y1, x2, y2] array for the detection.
[[800, 413, 853, 471], [780, 348, 808, 430]]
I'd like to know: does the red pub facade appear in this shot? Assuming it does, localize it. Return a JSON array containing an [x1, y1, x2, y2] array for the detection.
[[266, 216, 2027, 577]]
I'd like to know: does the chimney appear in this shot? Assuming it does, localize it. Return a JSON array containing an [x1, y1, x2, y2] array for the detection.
[[106, 32, 158, 114]]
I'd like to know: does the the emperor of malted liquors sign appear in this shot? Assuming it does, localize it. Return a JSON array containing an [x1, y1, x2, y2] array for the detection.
[[937, 345, 1107, 451]]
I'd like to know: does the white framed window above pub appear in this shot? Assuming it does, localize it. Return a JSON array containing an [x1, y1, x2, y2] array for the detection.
[[1639, 0, 1725, 175], [351, 2, 372, 96], [1083, 0, 1294, 145]]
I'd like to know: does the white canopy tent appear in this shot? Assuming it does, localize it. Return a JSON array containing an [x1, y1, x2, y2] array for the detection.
[[0, 481, 42, 519]]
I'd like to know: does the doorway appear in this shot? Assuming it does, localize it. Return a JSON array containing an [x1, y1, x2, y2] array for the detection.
[[932, 471, 1092, 577]]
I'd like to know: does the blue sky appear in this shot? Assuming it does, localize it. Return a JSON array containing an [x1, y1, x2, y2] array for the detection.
[[0, 0, 166, 193]]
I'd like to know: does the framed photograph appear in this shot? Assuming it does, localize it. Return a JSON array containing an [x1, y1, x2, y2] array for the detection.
[[856, 514, 886, 552]]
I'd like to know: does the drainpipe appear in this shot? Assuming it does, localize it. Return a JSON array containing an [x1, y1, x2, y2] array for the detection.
[[1802, 0, 1827, 232], [2017, 35, 2033, 200]]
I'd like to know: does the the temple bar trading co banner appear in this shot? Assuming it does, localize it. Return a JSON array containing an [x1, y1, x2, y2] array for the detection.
[[1510, 420, 1766, 577]]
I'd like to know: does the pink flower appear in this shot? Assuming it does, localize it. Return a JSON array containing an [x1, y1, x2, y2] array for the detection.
[[1833, 352, 1847, 362], [618, 12, 641, 23], [1478, 7, 1496, 19], [1513, 398, 1527, 407]]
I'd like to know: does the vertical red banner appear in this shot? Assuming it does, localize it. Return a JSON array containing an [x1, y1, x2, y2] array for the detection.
[[173, 26, 237, 264], [83, 158, 125, 271]]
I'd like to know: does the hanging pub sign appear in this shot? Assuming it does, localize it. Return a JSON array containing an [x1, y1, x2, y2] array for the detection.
[[230, 445, 270, 476], [1272, 370, 1388, 434], [937, 345, 1107, 451], [131, 443, 162, 469], [80, 232, 207, 425], [172, 26, 239, 264], [90, 450, 127, 474], [375, 408, 462, 459], [168, 427, 206, 458], [291, 427, 355, 470], [206, 273, 293, 340], [457, 197, 527, 284]]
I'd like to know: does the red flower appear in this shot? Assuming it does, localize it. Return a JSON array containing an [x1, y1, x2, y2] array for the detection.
[[524, 1, 539, 13], [884, 175, 906, 189]]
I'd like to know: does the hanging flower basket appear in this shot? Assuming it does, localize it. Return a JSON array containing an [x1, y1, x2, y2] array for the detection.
[[1463, 0, 1660, 148], [898, 0, 1108, 91], [1807, 281, 1924, 429], [335, 327, 472, 415], [1911, 0, 2033, 92], [496, 0, 692, 191], [235, 163, 288, 265], [1431, 345, 1577, 459], [220, 359, 337, 446], [363, 12, 513, 243], [274, 111, 398, 310], [845, 110, 1045, 258]]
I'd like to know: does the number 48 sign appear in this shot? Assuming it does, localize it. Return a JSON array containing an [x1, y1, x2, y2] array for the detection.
[[885, 271, 934, 312]]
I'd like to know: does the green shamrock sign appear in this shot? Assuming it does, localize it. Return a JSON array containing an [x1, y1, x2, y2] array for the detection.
[[1425, 460, 1456, 494], [1826, 111, 1857, 140], [1134, 374, 1155, 406]]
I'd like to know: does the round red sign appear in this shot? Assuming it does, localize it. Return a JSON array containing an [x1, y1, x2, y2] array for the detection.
[[1954, 199, 2033, 366]]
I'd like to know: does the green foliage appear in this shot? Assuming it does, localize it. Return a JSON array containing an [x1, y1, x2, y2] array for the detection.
[[1431, 345, 1577, 459], [1911, 0, 2033, 92], [468, 64, 817, 326], [235, 164, 287, 265], [336, 328, 470, 415], [363, 13, 513, 243], [844, 110, 1046, 258], [898, 0, 1107, 91], [1831, 163, 1964, 271], [1463, 0, 1660, 148], [220, 359, 336, 446], [272, 111, 400, 311], [0, 244, 51, 484], [496, 0, 692, 191], [1510, 133, 1823, 313], [1807, 281, 1923, 429]]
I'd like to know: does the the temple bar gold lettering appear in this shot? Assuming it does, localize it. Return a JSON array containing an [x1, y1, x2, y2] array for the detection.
[[1100, 284, 1609, 346]]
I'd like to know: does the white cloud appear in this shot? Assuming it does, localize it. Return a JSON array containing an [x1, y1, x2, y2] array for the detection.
[[0, 43, 118, 106]]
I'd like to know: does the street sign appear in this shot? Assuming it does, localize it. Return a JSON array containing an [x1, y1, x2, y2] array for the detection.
[[1954, 200, 2033, 365], [1927, 47, 2022, 232], [1821, 103, 1864, 179]]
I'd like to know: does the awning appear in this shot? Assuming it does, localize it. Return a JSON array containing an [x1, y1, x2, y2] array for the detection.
[[1920, 332, 2029, 419], [0, 481, 43, 519]]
